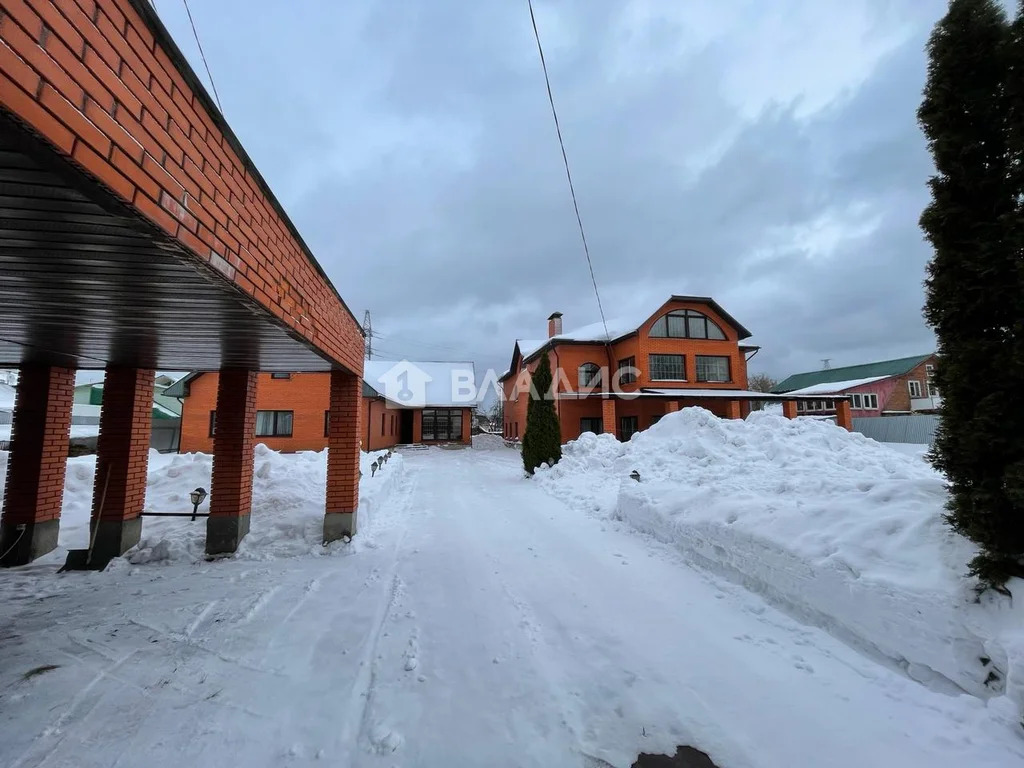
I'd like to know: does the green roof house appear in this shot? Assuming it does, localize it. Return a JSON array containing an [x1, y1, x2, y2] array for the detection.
[[772, 354, 939, 417]]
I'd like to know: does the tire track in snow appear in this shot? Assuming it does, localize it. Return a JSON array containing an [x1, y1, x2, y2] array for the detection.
[[333, 467, 419, 761]]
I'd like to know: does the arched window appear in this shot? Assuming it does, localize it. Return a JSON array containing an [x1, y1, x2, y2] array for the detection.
[[649, 309, 726, 340], [578, 362, 601, 389]]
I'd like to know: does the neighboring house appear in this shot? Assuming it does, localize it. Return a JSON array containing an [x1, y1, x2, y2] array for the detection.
[[772, 354, 939, 417], [499, 295, 846, 443], [167, 360, 477, 454], [73, 373, 183, 451], [1, 374, 182, 452]]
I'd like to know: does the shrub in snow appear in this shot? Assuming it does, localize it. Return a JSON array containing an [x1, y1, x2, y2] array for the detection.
[[521, 353, 561, 475], [919, 0, 1024, 587]]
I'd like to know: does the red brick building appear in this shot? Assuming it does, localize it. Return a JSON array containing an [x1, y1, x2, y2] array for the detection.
[[0, 0, 363, 565], [168, 360, 476, 454], [501, 296, 853, 443]]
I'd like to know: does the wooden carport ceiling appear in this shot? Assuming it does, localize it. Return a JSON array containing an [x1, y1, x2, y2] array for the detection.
[[0, 112, 333, 372]]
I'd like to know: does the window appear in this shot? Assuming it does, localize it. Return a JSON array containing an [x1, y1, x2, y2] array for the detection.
[[324, 410, 330, 438], [928, 382, 939, 397], [578, 362, 602, 389], [696, 355, 730, 383], [270, 372, 292, 380], [649, 309, 726, 340], [908, 380, 923, 398], [862, 393, 878, 409], [925, 364, 935, 378], [381, 413, 386, 435], [421, 409, 463, 441], [580, 417, 603, 435], [797, 400, 806, 412], [255, 410, 293, 437], [617, 356, 636, 385], [825, 400, 835, 411], [851, 393, 863, 409], [618, 415, 639, 441], [209, 410, 217, 437], [650, 414, 663, 426], [649, 354, 686, 381]]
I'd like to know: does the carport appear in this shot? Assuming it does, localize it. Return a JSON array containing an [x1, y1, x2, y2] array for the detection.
[[0, 0, 363, 566]]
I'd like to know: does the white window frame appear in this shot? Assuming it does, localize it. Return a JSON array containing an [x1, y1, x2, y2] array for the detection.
[[851, 393, 863, 409], [928, 382, 939, 397], [862, 393, 878, 409], [908, 380, 922, 398], [925, 364, 935, 378]]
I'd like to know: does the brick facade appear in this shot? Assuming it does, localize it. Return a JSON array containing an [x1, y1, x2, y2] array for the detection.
[[179, 372, 473, 452], [207, 369, 257, 554], [502, 298, 759, 442], [0, 365, 73, 564], [0, 0, 363, 372], [884, 357, 937, 413], [90, 366, 154, 559], [325, 369, 359, 539]]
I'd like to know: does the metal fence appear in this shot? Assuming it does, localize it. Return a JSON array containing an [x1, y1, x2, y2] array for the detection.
[[852, 415, 938, 446]]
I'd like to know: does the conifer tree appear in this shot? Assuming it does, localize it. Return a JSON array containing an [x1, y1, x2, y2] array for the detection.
[[919, 0, 1024, 585], [521, 353, 562, 475]]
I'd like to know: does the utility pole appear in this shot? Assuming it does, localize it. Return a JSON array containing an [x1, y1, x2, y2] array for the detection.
[[363, 310, 373, 359]]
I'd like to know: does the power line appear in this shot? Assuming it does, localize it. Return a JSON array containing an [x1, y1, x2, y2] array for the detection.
[[181, 0, 223, 114], [527, 0, 610, 342]]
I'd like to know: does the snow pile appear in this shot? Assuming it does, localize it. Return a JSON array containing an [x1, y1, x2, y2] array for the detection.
[[471, 432, 507, 451], [535, 408, 1024, 711], [0, 445, 404, 565]]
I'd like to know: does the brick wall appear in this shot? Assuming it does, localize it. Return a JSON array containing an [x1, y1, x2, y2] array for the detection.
[[326, 369, 359, 515], [885, 357, 937, 413], [0, 0, 363, 372], [1, 365, 73, 524], [92, 366, 153, 521], [362, 396, 399, 452]]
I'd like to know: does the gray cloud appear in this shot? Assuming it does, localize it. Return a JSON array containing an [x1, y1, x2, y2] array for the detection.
[[158, 0, 947, 383]]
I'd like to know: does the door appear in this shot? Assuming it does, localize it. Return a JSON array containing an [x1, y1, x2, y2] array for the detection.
[[618, 415, 639, 442], [400, 410, 414, 443]]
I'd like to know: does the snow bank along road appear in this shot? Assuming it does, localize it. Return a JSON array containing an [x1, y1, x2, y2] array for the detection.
[[1, 448, 1022, 768]]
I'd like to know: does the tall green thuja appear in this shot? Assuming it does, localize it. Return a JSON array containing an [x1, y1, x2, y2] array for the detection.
[[919, 0, 1024, 586], [521, 353, 562, 475]]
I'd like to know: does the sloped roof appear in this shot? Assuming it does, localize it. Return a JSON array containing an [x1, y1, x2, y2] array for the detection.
[[167, 362, 478, 408], [782, 376, 888, 396], [511, 296, 752, 372], [362, 360, 477, 407], [773, 354, 933, 394]]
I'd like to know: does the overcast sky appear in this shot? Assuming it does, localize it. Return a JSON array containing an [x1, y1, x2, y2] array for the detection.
[[155, 0, 952, 382]]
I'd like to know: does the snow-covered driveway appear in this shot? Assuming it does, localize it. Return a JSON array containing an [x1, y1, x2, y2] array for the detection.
[[1, 448, 1021, 768]]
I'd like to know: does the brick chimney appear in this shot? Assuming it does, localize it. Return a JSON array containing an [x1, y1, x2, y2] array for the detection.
[[547, 312, 563, 338]]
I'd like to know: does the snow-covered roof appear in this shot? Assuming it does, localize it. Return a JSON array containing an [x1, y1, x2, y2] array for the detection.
[[784, 376, 887, 396], [362, 360, 478, 408]]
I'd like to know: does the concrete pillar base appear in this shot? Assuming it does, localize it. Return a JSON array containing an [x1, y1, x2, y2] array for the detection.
[[0, 519, 59, 567], [323, 511, 357, 543], [90, 517, 142, 563], [206, 515, 250, 556]]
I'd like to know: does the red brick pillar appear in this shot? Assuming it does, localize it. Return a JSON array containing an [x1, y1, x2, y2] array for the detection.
[[324, 368, 361, 541], [725, 400, 742, 419], [782, 400, 798, 419], [666, 401, 680, 414], [0, 366, 74, 566], [207, 370, 257, 555], [835, 399, 853, 431], [602, 399, 617, 435], [89, 368, 155, 563]]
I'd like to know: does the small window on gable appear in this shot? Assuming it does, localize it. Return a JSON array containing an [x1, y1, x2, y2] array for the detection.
[[649, 309, 726, 340]]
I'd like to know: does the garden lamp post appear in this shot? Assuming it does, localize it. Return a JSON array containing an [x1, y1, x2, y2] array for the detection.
[[190, 487, 208, 521]]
